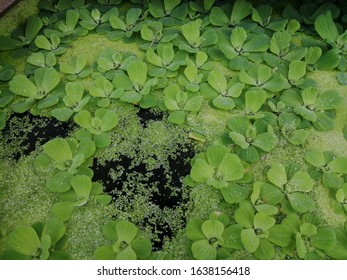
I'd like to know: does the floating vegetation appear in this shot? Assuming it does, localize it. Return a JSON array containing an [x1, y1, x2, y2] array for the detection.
[[0, 0, 346, 260]]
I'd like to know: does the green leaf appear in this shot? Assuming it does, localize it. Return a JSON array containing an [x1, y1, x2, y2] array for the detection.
[[287, 171, 313, 193], [229, 132, 249, 149], [102, 221, 118, 241], [315, 90, 342, 110], [109, 14, 127, 31], [245, 89, 267, 114], [270, 31, 291, 56], [181, 19, 202, 47], [241, 228, 260, 253], [46, 171, 73, 193], [71, 175, 92, 205], [42, 217, 65, 246], [7, 226, 40, 256], [314, 11, 339, 43], [207, 70, 227, 94], [190, 158, 214, 183], [94, 245, 117, 260], [310, 227, 337, 251], [317, 49, 340, 70], [9, 75, 37, 98], [220, 183, 250, 204], [267, 163, 287, 188], [51, 201, 75, 222], [231, 27, 247, 49], [217, 153, 244, 182], [25, 16, 43, 43], [222, 224, 243, 249], [337, 72, 347, 85], [116, 221, 138, 244], [230, 0, 253, 25], [168, 110, 186, 124], [201, 220, 224, 239], [234, 202, 254, 229], [43, 138, 73, 163], [186, 218, 205, 241], [296, 233, 307, 259], [300, 223, 317, 237], [212, 95, 235, 110], [191, 239, 217, 260], [127, 60, 147, 87], [206, 145, 229, 169], [288, 192, 315, 213], [252, 132, 277, 152], [268, 225, 292, 247], [288, 60, 306, 82], [302, 87, 318, 106], [116, 246, 137, 260], [261, 183, 285, 205], [126, 8, 141, 26], [254, 213, 275, 231], [254, 239, 275, 260], [131, 239, 152, 259], [306, 47, 322, 66], [327, 157, 347, 174], [304, 149, 325, 168]]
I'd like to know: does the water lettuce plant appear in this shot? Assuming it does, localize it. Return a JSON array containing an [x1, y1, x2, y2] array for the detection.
[[112, 59, 158, 106], [282, 213, 337, 259], [227, 116, 278, 163], [146, 43, 186, 77], [94, 220, 152, 260], [107, 8, 142, 40], [163, 83, 203, 124], [96, 49, 136, 80], [266, 162, 315, 213], [59, 55, 92, 80], [186, 212, 243, 260], [234, 201, 292, 259], [218, 26, 270, 70], [177, 19, 218, 53], [148, 0, 188, 25], [304, 148, 347, 190], [51, 82, 90, 121], [1, 217, 70, 260], [9, 67, 61, 113], [34, 33, 66, 55], [209, 0, 253, 28], [280, 87, 342, 131], [26, 52, 57, 74], [37, 136, 96, 178], [140, 21, 178, 49], [0, 15, 43, 50], [52, 175, 112, 221], [190, 145, 245, 189], [74, 108, 119, 148]]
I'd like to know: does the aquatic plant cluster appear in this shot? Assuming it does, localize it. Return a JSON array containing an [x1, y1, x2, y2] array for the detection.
[[0, 0, 347, 260]]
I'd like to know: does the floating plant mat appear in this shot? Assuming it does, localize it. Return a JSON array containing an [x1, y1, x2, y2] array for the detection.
[[0, 0, 347, 260]]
